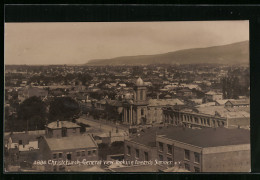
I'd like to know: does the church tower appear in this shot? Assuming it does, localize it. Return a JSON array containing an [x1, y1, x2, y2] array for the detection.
[[122, 77, 148, 125], [134, 77, 147, 104]]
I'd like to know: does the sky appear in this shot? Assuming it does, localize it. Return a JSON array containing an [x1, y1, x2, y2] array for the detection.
[[5, 21, 249, 65]]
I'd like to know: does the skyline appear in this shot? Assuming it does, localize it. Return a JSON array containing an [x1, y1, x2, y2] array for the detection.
[[5, 21, 249, 65]]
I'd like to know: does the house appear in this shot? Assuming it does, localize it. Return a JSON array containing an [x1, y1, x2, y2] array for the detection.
[[6, 133, 39, 152], [177, 88, 193, 97], [205, 91, 223, 102]]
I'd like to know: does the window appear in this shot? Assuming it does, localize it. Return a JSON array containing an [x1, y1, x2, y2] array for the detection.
[[77, 151, 80, 156], [144, 152, 149, 161], [184, 163, 190, 171], [194, 167, 200, 172], [127, 146, 131, 155], [135, 149, 140, 158], [19, 140, 22, 145], [82, 151, 85, 156], [141, 109, 144, 115], [167, 144, 172, 154], [93, 150, 96, 155], [194, 152, 200, 163], [88, 151, 91, 156], [159, 154, 163, 161], [53, 153, 57, 159], [184, 149, 190, 160], [59, 153, 62, 158], [159, 142, 164, 152]]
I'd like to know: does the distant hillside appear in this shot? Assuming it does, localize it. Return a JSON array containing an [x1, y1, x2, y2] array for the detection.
[[85, 41, 249, 66]]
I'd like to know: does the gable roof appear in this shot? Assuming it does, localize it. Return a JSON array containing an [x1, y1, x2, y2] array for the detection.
[[159, 126, 250, 148]]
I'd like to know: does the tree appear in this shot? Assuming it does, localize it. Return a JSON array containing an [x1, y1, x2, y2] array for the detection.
[[49, 97, 80, 122], [17, 96, 47, 131]]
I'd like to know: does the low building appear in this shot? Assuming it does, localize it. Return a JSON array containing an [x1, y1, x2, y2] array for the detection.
[[6, 133, 39, 152], [225, 99, 250, 108]]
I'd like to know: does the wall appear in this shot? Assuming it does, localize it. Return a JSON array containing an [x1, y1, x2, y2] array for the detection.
[[124, 140, 157, 163], [156, 136, 202, 172], [202, 144, 250, 172]]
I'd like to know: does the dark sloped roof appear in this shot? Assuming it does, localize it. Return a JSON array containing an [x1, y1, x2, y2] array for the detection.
[[158, 127, 250, 148], [129, 126, 250, 148]]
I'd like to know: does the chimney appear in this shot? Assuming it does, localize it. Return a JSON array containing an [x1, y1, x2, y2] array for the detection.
[[57, 120, 60, 127]]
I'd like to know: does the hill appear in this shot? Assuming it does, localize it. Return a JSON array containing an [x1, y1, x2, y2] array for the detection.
[[85, 41, 249, 66]]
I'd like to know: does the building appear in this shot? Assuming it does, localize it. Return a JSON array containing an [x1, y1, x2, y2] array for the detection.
[[156, 127, 250, 172], [124, 129, 158, 163], [225, 99, 250, 108], [205, 91, 223, 102], [6, 133, 39, 152], [38, 120, 98, 172], [122, 77, 184, 125], [163, 105, 250, 129]]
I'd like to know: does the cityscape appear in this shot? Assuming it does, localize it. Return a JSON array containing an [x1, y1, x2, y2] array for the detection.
[[4, 21, 250, 172]]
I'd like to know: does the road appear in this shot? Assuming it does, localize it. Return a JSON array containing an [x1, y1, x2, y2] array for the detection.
[[76, 115, 129, 134]]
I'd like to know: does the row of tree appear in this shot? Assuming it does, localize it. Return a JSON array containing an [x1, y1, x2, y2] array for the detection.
[[5, 96, 80, 132]]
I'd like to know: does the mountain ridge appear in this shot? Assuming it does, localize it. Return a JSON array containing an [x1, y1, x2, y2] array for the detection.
[[85, 41, 249, 66]]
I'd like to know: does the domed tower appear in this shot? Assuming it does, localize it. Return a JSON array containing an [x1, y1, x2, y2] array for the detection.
[[122, 77, 148, 126], [134, 77, 147, 103]]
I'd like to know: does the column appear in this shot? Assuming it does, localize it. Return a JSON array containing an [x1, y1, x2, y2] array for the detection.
[[124, 108, 126, 122], [130, 105, 133, 125]]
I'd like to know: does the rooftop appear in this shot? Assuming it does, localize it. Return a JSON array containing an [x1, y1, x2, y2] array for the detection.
[[129, 126, 250, 148], [148, 99, 184, 107], [44, 134, 97, 151], [157, 126, 250, 148]]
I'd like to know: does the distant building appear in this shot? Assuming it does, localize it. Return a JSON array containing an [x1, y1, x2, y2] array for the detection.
[[163, 105, 250, 129], [225, 99, 250, 108], [205, 91, 223, 102]]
